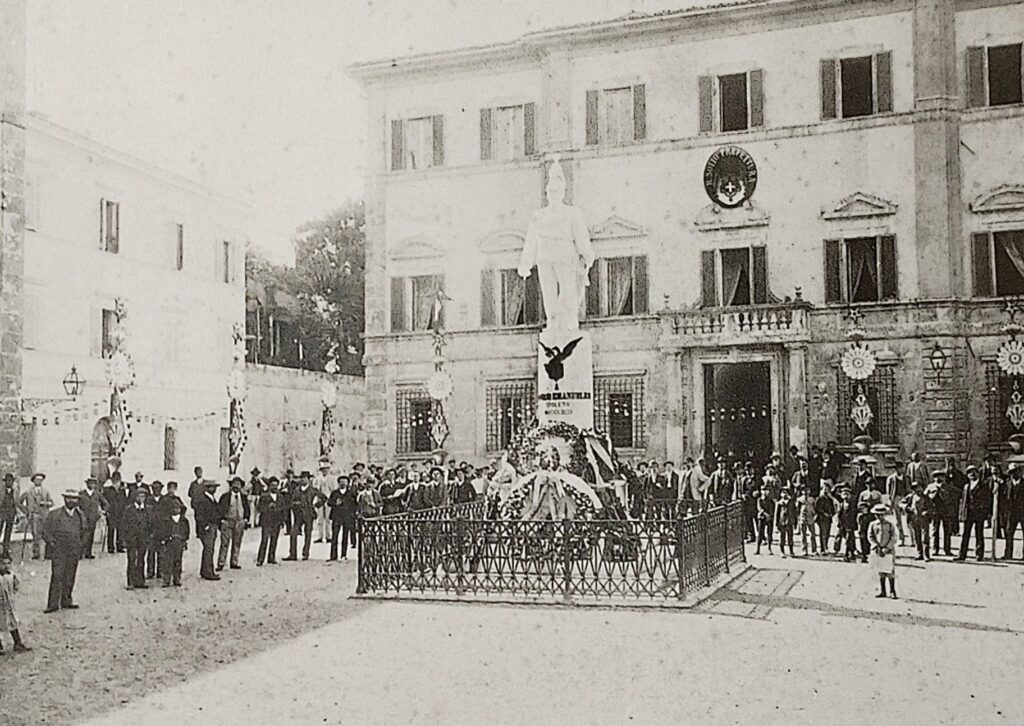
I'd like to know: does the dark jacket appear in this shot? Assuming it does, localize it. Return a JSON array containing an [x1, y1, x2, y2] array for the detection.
[[157, 493, 187, 518], [290, 486, 323, 520], [153, 514, 191, 547], [328, 487, 358, 523], [774, 497, 797, 528], [0, 481, 21, 514], [192, 493, 222, 537], [406, 484, 430, 511], [257, 492, 288, 529], [42, 507, 85, 560], [78, 487, 105, 524], [217, 490, 252, 522], [102, 485, 128, 519], [838, 500, 858, 530], [121, 505, 151, 547], [959, 480, 993, 522], [815, 493, 836, 519], [451, 480, 477, 505]]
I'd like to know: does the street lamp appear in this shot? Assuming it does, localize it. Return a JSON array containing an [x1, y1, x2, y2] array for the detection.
[[929, 343, 947, 373], [62, 366, 85, 397]]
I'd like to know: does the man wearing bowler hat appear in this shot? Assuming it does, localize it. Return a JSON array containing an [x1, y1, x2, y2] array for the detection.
[[217, 476, 250, 570], [77, 477, 104, 560], [21, 474, 54, 560], [957, 465, 992, 561], [193, 480, 222, 580], [42, 490, 85, 612], [0, 473, 20, 557]]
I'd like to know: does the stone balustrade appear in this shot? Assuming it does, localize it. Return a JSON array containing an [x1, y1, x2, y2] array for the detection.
[[660, 302, 811, 347]]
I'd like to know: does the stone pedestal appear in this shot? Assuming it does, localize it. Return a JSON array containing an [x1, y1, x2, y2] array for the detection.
[[536, 328, 593, 430]]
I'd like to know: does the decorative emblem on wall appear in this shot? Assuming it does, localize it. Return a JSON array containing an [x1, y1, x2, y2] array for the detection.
[[841, 345, 878, 381], [703, 146, 758, 208], [850, 385, 875, 432], [1007, 380, 1024, 432], [997, 339, 1024, 377]]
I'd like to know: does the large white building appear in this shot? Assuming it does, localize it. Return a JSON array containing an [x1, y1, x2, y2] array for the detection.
[[351, 0, 1024, 468], [19, 114, 251, 486]]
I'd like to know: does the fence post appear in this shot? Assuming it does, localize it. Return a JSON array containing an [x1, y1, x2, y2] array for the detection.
[[675, 513, 685, 600], [703, 510, 712, 588], [455, 517, 465, 596], [723, 504, 730, 575], [562, 520, 572, 602], [356, 518, 366, 594]]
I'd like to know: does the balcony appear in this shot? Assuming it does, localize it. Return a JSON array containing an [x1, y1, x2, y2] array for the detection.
[[659, 301, 812, 349]]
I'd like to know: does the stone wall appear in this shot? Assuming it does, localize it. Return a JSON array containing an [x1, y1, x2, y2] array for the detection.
[[0, 1, 26, 474], [242, 365, 366, 476]]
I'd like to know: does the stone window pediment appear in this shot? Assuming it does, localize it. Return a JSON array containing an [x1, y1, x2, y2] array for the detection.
[[388, 235, 445, 262], [695, 202, 770, 231], [477, 229, 526, 255], [821, 192, 897, 221], [590, 215, 647, 240], [970, 184, 1024, 214]]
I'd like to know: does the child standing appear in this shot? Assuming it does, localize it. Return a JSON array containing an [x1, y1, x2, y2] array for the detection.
[[868, 503, 898, 598], [837, 486, 859, 561], [775, 488, 797, 558], [0, 555, 30, 653], [796, 486, 818, 555], [755, 484, 775, 555]]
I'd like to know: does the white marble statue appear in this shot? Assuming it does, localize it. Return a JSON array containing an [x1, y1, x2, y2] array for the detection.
[[518, 156, 595, 331]]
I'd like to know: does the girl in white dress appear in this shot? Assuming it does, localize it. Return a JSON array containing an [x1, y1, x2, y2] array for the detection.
[[868, 504, 898, 599]]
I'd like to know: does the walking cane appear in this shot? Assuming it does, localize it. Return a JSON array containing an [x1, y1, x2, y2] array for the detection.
[[18, 515, 29, 564]]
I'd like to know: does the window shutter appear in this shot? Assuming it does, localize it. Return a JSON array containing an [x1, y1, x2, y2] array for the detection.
[[523, 102, 536, 156], [524, 267, 541, 323], [390, 277, 407, 332], [632, 84, 646, 141], [480, 269, 496, 327], [90, 307, 102, 357], [585, 90, 599, 145], [586, 262, 601, 317], [390, 120, 404, 171], [700, 250, 718, 307], [99, 198, 106, 249], [479, 108, 493, 161], [972, 232, 993, 297], [820, 59, 837, 119], [874, 51, 893, 113], [879, 235, 898, 299], [698, 76, 714, 133], [966, 46, 986, 107], [824, 239, 843, 303], [432, 115, 445, 166], [752, 246, 768, 304], [749, 69, 764, 128], [113, 202, 120, 251], [633, 256, 648, 313]]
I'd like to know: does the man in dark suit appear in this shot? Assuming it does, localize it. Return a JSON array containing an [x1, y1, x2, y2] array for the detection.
[[957, 465, 993, 561], [158, 481, 187, 519], [42, 491, 85, 613], [102, 472, 128, 553], [122, 488, 150, 589], [217, 477, 251, 570], [1002, 464, 1024, 560], [327, 476, 357, 561], [144, 481, 165, 579], [187, 466, 205, 504], [154, 500, 190, 587], [284, 474, 324, 561], [192, 480, 222, 580], [77, 477, 104, 560], [256, 477, 286, 565], [0, 473, 20, 557]]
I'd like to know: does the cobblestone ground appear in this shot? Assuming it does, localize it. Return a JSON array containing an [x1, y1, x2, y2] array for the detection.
[[70, 536, 1024, 726], [0, 533, 365, 726]]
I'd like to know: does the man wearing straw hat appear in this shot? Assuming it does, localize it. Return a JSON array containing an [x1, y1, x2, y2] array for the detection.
[[42, 490, 85, 612], [20, 474, 53, 560], [313, 459, 333, 544]]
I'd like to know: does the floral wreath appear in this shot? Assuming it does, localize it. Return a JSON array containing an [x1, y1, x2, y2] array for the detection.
[[506, 420, 588, 477]]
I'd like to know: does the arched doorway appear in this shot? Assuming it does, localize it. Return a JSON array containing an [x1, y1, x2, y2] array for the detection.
[[91, 417, 112, 482]]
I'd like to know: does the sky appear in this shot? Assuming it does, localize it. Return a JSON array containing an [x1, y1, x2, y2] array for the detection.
[[26, 0, 697, 263]]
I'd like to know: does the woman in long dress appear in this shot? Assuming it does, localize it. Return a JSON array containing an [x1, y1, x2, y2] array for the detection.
[[867, 503, 898, 599]]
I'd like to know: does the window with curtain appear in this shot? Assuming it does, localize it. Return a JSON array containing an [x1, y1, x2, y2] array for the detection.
[[973, 229, 1024, 297], [493, 105, 525, 162], [699, 247, 767, 307], [404, 117, 434, 170], [847, 237, 879, 303], [720, 248, 752, 306], [821, 52, 892, 119], [219, 427, 231, 467], [607, 257, 635, 316], [411, 275, 442, 331], [823, 236, 898, 304], [586, 84, 646, 146], [163, 426, 178, 471], [501, 269, 527, 326], [586, 256, 648, 318]]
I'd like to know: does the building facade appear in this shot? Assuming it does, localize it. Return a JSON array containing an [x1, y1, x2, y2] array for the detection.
[[351, 0, 1024, 468], [19, 115, 251, 487]]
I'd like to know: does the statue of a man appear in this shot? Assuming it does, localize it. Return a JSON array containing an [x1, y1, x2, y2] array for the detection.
[[518, 156, 595, 331]]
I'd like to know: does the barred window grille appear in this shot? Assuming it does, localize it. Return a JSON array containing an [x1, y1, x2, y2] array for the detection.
[[485, 380, 536, 452], [836, 364, 897, 444], [594, 375, 646, 449], [396, 387, 434, 454], [985, 362, 1019, 443]]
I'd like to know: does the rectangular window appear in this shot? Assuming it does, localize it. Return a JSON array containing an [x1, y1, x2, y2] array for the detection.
[[396, 388, 434, 454], [836, 365, 897, 445], [163, 426, 177, 471], [18, 422, 36, 478], [719, 73, 749, 132], [594, 376, 646, 449], [986, 362, 1022, 444], [390, 115, 444, 171], [821, 52, 892, 119], [586, 84, 646, 146], [219, 427, 231, 467], [973, 229, 1024, 297], [390, 274, 444, 332], [823, 236, 898, 304], [222, 241, 233, 283], [969, 43, 1024, 107], [175, 224, 184, 271], [100, 198, 120, 253], [481, 103, 536, 162], [485, 380, 536, 451], [700, 247, 769, 307], [585, 256, 649, 318], [498, 268, 542, 326], [101, 308, 117, 357], [700, 70, 764, 133]]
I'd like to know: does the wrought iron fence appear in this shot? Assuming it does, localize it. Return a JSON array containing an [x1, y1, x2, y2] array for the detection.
[[358, 501, 745, 601]]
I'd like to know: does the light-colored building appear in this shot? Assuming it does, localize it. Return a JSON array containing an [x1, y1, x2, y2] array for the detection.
[[19, 114, 251, 487], [351, 0, 1024, 468]]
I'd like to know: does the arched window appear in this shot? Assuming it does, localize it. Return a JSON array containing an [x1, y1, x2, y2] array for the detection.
[[91, 418, 113, 482]]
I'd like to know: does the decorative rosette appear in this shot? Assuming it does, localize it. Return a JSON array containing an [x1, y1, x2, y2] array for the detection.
[[226, 369, 247, 401], [427, 370, 453, 401], [840, 344, 877, 380], [104, 351, 136, 390], [997, 340, 1024, 377]]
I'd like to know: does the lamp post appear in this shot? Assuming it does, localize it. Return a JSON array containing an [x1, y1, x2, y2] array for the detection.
[[928, 342, 947, 376], [62, 366, 85, 397]]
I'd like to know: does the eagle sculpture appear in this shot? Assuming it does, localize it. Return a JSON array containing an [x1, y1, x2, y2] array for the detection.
[[539, 337, 583, 391]]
